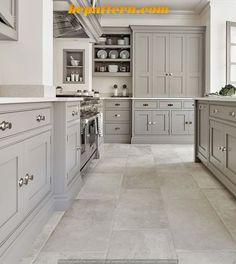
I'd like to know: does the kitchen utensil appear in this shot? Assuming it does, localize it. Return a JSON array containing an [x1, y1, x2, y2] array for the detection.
[[71, 72, 75, 82], [109, 50, 119, 59], [106, 38, 112, 45], [120, 66, 127, 72], [99, 66, 106, 72], [97, 49, 107, 59], [75, 72, 79, 82], [120, 50, 130, 59], [71, 59, 79, 66], [124, 37, 129, 45], [108, 65, 118, 73], [117, 39, 125, 45], [66, 76, 71, 82]]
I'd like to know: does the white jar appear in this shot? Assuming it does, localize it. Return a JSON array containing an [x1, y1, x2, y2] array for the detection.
[[71, 72, 75, 82]]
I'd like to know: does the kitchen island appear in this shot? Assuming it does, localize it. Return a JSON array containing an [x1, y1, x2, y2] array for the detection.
[[195, 97, 236, 196]]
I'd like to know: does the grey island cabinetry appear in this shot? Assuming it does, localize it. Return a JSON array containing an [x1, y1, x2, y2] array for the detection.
[[195, 98, 236, 196]]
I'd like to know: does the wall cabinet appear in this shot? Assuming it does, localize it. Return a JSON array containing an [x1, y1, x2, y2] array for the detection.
[[196, 100, 236, 196], [132, 26, 205, 98], [0, 0, 17, 40]]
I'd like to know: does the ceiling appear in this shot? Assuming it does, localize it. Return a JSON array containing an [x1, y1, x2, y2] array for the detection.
[[99, 0, 209, 14]]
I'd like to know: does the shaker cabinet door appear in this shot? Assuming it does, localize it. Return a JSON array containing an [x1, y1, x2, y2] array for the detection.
[[134, 111, 152, 135], [188, 110, 195, 135], [223, 124, 236, 185], [0, 141, 25, 247], [0, 0, 15, 28], [25, 131, 52, 213], [134, 33, 153, 97], [209, 120, 224, 172], [151, 111, 169, 135], [171, 110, 189, 135], [153, 34, 169, 97], [197, 103, 209, 158], [66, 124, 81, 184], [169, 34, 186, 97]]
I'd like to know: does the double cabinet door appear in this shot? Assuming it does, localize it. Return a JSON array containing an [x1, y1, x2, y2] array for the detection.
[[66, 123, 81, 185], [134, 32, 203, 98], [210, 120, 236, 185], [134, 110, 169, 135], [0, 131, 51, 248]]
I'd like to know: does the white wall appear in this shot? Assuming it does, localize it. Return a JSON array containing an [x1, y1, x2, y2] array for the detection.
[[0, 0, 53, 89], [210, 0, 236, 92], [53, 38, 92, 91]]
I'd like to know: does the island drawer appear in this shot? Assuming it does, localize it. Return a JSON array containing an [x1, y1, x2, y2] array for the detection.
[[210, 104, 236, 122], [183, 101, 195, 109]]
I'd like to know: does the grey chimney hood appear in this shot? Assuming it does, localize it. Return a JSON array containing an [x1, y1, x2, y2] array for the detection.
[[53, 0, 103, 42]]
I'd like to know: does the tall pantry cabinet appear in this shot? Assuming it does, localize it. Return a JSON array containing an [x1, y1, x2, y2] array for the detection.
[[131, 26, 205, 98]]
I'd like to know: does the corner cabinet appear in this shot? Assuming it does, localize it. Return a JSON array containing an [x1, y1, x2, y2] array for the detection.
[[0, 0, 17, 40], [132, 26, 205, 98], [195, 100, 236, 196]]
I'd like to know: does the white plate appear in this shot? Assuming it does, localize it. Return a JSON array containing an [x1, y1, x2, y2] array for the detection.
[[97, 50, 107, 59], [109, 50, 119, 59], [120, 50, 130, 59]]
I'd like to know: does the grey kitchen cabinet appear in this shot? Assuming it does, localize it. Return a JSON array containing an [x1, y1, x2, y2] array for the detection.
[[134, 110, 152, 135], [195, 99, 236, 197], [132, 26, 205, 98], [171, 110, 194, 135], [0, 0, 17, 40], [134, 33, 153, 97], [197, 103, 209, 159], [66, 123, 81, 185], [104, 99, 131, 143]]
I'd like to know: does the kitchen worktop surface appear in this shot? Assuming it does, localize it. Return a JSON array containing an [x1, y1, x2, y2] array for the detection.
[[101, 97, 194, 100], [195, 96, 236, 102], [0, 97, 83, 105]]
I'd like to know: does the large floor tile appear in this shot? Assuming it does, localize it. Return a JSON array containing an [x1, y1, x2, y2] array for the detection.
[[164, 198, 236, 250], [126, 155, 155, 168], [77, 173, 123, 200], [103, 144, 130, 158], [122, 167, 160, 189], [93, 158, 127, 173], [107, 229, 177, 260], [177, 250, 236, 264], [129, 145, 153, 156]]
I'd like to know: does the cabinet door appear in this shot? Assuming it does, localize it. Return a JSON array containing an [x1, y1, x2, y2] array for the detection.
[[186, 34, 203, 97], [134, 33, 153, 97], [197, 103, 209, 158], [66, 123, 80, 184], [0, 141, 25, 246], [169, 34, 186, 97], [188, 110, 195, 135], [151, 111, 169, 135], [134, 111, 152, 135], [153, 34, 169, 97], [25, 131, 51, 213], [209, 120, 224, 172], [0, 0, 15, 28], [171, 110, 189, 135], [223, 124, 236, 185]]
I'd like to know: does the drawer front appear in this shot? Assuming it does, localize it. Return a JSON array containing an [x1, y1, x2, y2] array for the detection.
[[134, 101, 157, 109], [210, 104, 236, 122], [105, 100, 130, 109], [159, 101, 182, 109], [0, 108, 51, 139], [67, 104, 80, 122], [105, 110, 130, 122], [183, 101, 195, 109], [105, 124, 130, 135]]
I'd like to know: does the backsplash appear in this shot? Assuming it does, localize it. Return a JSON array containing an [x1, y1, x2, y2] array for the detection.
[[93, 76, 132, 96]]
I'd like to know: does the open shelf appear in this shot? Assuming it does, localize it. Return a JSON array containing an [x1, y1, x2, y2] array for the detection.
[[93, 72, 132, 77], [94, 45, 131, 49], [94, 59, 131, 62]]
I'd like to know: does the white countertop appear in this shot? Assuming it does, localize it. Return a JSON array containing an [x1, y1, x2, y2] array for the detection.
[[0, 97, 83, 105], [195, 96, 236, 102], [101, 97, 194, 100]]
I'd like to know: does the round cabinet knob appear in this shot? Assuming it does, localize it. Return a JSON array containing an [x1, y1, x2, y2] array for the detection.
[[24, 174, 29, 185], [148, 121, 152, 125], [152, 122, 156, 125], [169, 73, 173, 76], [29, 174, 34, 181], [72, 111, 76, 116], [18, 178, 24, 188], [230, 112, 235, 117], [115, 114, 121, 117], [218, 146, 222, 151], [185, 121, 189, 125], [213, 109, 219, 114], [222, 147, 227, 152], [189, 121, 193, 125]]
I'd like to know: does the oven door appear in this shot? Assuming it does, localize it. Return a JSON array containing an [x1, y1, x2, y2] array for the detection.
[[87, 116, 97, 156]]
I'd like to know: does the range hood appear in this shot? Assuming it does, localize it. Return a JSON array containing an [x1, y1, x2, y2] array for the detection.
[[53, 0, 102, 42]]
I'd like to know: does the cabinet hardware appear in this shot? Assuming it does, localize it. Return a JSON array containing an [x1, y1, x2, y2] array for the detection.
[[185, 121, 189, 124], [18, 178, 24, 188], [115, 104, 120, 106], [0, 121, 12, 131], [169, 73, 173, 76], [75, 146, 81, 150], [115, 114, 121, 117], [72, 111, 78, 116], [24, 174, 30, 185], [221, 147, 227, 152], [230, 111, 235, 116], [189, 121, 193, 125], [36, 115, 46, 122], [218, 146, 223, 151], [115, 127, 120, 130], [168, 104, 173, 107], [28, 174, 34, 181], [152, 122, 156, 125], [148, 121, 152, 125], [165, 73, 169, 76], [213, 109, 219, 114], [143, 104, 149, 106]]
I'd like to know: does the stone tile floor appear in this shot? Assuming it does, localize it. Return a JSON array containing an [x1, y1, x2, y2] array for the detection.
[[30, 144, 236, 264]]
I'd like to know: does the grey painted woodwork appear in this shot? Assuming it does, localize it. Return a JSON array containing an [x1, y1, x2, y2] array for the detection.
[[132, 27, 205, 98], [0, 0, 17, 40], [195, 100, 236, 196], [132, 99, 194, 143], [104, 100, 131, 143]]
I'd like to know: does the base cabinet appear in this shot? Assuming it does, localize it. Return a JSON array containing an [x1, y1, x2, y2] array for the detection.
[[196, 100, 236, 196], [171, 110, 194, 135]]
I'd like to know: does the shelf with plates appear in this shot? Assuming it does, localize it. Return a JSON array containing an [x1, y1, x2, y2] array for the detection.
[[93, 28, 132, 77]]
